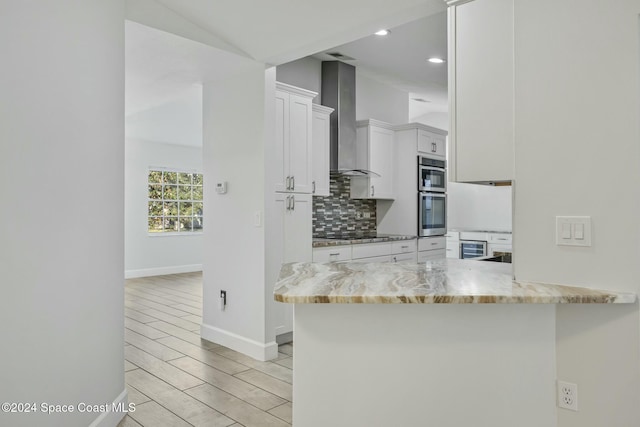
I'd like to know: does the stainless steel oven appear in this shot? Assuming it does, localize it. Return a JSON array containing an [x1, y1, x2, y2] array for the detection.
[[418, 192, 446, 236], [418, 156, 446, 193]]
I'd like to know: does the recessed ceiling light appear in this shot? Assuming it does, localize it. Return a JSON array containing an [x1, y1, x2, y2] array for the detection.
[[374, 29, 390, 36], [428, 57, 446, 64]]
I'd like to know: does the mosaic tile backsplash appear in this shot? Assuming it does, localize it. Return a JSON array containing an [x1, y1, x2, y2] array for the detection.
[[312, 173, 377, 238]]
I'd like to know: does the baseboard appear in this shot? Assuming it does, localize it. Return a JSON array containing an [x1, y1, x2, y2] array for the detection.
[[88, 388, 129, 427], [201, 323, 278, 361], [125, 264, 202, 279]]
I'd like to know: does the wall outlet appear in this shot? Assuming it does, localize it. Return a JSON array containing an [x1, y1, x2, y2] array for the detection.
[[219, 290, 227, 311], [557, 381, 578, 411]]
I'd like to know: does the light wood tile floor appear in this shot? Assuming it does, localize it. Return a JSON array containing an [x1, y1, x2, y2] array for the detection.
[[118, 272, 292, 427]]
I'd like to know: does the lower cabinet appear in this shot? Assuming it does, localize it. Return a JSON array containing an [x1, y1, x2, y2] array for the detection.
[[312, 239, 418, 264], [445, 231, 460, 259], [418, 236, 447, 262], [274, 193, 312, 337]]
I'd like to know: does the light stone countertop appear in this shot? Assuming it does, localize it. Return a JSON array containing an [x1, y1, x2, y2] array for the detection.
[[312, 234, 416, 248], [274, 259, 636, 304]]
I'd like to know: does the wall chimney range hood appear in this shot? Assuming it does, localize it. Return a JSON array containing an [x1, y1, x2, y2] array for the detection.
[[321, 61, 379, 177]]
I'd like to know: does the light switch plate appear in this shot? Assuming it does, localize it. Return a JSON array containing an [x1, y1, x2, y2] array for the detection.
[[556, 216, 591, 247]]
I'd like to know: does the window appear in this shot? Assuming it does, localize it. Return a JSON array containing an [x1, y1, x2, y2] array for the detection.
[[148, 169, 203, 233]]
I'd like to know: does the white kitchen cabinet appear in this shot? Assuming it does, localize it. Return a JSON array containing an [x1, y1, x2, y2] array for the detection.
[[445, 231, 460, 259], [448, 0, 514, 183], [350, 119, 395, 200], [391, 253, 416, 263], [275, 82, 316, 194], [418, 249, 446, 262], [352, 241, 392, 260], [487, 233, 512, 256], [273, 192, 312, 336], [312, 246, 352, 263], [418, 130, 446, 158], [417, 236, 446, 262], [311, 104, 333, 197]]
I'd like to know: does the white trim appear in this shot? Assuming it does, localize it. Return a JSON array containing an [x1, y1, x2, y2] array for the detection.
[[275, 81, 318, 99], [446, 0, 475, 6], [88, 389, 129, 427], [125, 264, 202, 279], [201, 323, 278, 361], [148, 231, 203, 237], [393, 122, 448, 135], [447, 5, 458, 182], [356, 118, 395, 130], [311, 103, 334, 114]]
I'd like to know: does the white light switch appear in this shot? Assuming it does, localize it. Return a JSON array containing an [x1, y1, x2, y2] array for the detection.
[[556, 216, 591, 247]]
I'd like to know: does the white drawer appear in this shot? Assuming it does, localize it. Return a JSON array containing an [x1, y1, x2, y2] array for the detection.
[[391, 240, 417, 254], [313, 246, 352, 263], [418, 236, 446, 252], [418, 249, 445, 262], [352, 242, 392, 260], [459, 231, 489, 241], [489, 233, 512, 244], [391, 253, 416, 263]]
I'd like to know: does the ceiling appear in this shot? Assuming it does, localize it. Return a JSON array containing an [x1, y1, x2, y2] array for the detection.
[[314, 12, 448, 118], [125, 0, 449, 135]]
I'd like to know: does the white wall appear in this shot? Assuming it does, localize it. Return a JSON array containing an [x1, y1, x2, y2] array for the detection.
[[512, 0, 640, 425], [275, 57, 322, 104], [412, 111, 449, 131], [125, 86, 203, 147], [124, 139, 203, 278], [276, 58, 410, 124], [356, 71, 409, 124], [447, 183, 512, 231], [0, 2, 126, 427], [201, 64, 276, 360]]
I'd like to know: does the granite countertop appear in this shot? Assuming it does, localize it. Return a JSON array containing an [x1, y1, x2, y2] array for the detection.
[[274, 259, 636, 304], [312, 234, 416, 248]]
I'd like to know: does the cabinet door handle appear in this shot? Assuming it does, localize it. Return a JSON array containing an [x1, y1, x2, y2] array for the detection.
[[401, 245, 409, 249], [431, 242, 438, 246], [312, 181, 316, 194], [291, 196, 295, 210], [329, 252, 340, 256], [285, 176, 290, 190], [291, 176, 295, 191], [371, 185, 375, 197], [286, 195, 291, 210], [393, 256, 397, 262], [432, 142, 437, 152]]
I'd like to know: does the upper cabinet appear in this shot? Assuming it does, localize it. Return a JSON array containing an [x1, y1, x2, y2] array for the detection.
[[350, 119, 395, 200], [395, 123, 448, 159], [274, 82, 316, 193], [311, 104, 334, 197], [448, 0, 514, 183]]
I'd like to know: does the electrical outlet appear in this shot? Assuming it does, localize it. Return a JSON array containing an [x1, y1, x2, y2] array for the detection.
[[557, 381, 578, 411]]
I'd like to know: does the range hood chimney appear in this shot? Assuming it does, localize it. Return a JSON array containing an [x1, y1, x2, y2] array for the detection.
[[321, 61, 378, 176]]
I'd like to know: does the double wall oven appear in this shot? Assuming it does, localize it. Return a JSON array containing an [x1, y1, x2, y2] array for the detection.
[[418, 156, 447, 237]]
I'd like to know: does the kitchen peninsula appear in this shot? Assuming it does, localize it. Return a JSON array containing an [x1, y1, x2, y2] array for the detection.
[[274, 260, 635, 427]]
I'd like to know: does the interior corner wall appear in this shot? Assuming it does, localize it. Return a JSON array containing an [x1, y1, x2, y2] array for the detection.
[[275, 57, 322, 103], [356, 71, 409, 124], [0, 1, 126, 427], [275, 57, 410, 124], [124, 139, 203, 278], [512, 0, 640, 425], [201, 63, 271, 359]]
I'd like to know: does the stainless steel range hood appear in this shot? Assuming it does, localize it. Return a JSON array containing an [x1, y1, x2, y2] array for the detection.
[[321, 61, 379, 177]]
